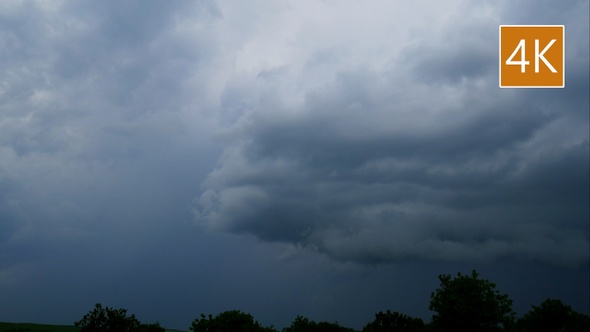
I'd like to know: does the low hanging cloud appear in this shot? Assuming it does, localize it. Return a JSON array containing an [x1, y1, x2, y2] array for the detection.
[[193, 2, 589, 266]]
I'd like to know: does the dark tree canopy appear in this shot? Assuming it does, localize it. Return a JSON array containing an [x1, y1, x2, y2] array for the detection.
[[190, 310, 276, 332], [73, 271, 590, 332], [74, 303, 164, 332], [429, 270, 515, 332], [282, 315, 356, 332], [513, 298, 590, 332], [362, 310, 426, 332]]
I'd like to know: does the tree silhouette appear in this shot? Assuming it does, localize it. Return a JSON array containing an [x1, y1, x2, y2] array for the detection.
[[514, 298, 590, 332], [282, 315, 356, 332], [362, 310, 426, 332], [74, 303, 164, 332], [190, 310, 276, 332], [72, 271, 590, 332], [429, 270, 515, 332]]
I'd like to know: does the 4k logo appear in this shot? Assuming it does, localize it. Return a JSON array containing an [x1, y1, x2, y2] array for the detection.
[[499, 25, 565, 88]]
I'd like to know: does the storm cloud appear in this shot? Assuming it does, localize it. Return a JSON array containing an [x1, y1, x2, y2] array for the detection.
[[1, 0, 588, 329], [193, 1, 589, 266]]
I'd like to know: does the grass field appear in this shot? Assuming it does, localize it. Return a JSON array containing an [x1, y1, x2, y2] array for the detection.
[[0, 322, 80, 332], [0, 323, 185, 332]]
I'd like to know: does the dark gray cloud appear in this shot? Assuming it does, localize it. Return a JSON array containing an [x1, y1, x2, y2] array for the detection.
[[193, 2, 589, 267], [1, 0, 588, 330], [1, 1, 221, 315]]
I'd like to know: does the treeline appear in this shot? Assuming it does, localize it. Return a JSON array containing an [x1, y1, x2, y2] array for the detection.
[[74, 270, 590, 332]]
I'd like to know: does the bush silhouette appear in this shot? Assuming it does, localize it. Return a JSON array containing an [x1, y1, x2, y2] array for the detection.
[[74, 303, 164, 332], [362, 310, 426, 332], [282, 315, 356, 332], [190, 310, 276, 332], [513, 298, 590, 332]]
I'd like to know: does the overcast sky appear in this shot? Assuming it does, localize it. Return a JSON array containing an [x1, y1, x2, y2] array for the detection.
[[0, 0, 588, 330]]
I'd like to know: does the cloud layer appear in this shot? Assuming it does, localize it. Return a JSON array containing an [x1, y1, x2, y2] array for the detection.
[[0, 0, 588, 328], [193, 0, 589, 266]]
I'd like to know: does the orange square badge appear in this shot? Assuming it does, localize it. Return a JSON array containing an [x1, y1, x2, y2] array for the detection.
[[499, 25, 565, 88]]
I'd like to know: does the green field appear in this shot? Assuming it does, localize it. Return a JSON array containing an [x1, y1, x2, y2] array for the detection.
[[0, 322, 80, 332]]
